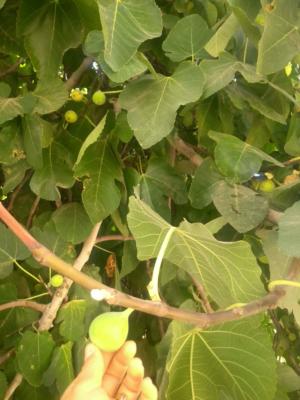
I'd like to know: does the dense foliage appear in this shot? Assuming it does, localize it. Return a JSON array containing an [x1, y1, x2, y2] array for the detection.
[[1, 0, 300, 399]]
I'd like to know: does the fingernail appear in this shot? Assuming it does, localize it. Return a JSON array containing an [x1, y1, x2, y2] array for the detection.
[[85, 343, 96, 360]]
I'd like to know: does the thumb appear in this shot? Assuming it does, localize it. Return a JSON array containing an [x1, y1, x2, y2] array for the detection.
[[76, 343, 105, 390]]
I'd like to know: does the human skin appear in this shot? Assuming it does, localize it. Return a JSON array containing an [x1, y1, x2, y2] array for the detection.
[[61, 341, 158, 400]]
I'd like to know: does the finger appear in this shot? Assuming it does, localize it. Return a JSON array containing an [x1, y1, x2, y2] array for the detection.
[[115, 358, 144, 400], [102, 341, 137, 397], [73, 343, 105, 391], [140, 377, 158, 400], [102, 341, 137, 372]]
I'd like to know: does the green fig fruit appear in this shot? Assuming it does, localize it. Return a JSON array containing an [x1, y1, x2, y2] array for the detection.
[[89, 308, 133, 352], [50, 274, 64, 287], [92, 90, 106, 106], [258, 179, 276, 193]]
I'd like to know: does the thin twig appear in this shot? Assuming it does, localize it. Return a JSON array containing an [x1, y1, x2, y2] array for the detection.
[[0, 300, 46, 313], [0, 349, 14, 366], [4, 373, 23, 400], [190, 275, 214, 313], [7, 172, 31, 212], [38, 222, 101, 331], [0, 60, 21, 78], [96, 235, 134, 244], [169, 137, 203, 167], [26, 196, 40, 229], [65, 57, 93, 91]]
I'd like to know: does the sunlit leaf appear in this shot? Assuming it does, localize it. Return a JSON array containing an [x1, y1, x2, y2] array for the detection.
[[166, 316, 276, 400], [128, 197, 265, 308], [97, 0, 162, 71], [74, 139, 122, 223]]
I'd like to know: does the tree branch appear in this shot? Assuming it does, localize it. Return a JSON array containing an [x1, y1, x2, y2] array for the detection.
[[169, 137, 203, 167], [190, 274, 214, 313], [38, 222, 102, 331], [0, 300, 46, 313], [0, 202, 299, 331]]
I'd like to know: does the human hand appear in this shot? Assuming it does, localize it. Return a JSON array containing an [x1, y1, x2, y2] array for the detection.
[[61, 341, 157, 400]]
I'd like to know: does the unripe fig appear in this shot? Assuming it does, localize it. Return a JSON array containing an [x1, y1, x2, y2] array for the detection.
[[89, 308, 133, 352], [258, 179, 275, 193], [70, 89, 84, 102], [92, 90, 106, 106], [50, 274, 64, 288], [64, 110, 78, 123]]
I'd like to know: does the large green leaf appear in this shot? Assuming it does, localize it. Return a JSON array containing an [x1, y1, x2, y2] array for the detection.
[[166, 316, 276, 400], [262, 230, 300, 326], [52, 203, 93, 245], [97, 0, 162, 71], [257, 0, 300, 75], [209, 131, 283, 183], [16, 331, 55, 387], [18, 0, 83, 78], [0, 122, 25, 165], [212, 181, 269, 233], [139, 157, 188, 220], [22, 114, 43, 169], [162, 14, 211, 62], [201, 53, 264, 99], [119, 62, 204, 148], [75, 113, 107, 166], [0, 94, 36, 125], [226, 84, 287, 125], [0, 222, 30, 278], [30, 141, 74, 201], [189, 158, 223, 209], [84, 31, 146, 83], [2, 160, 29, 194], [228, 0, 261, 43], [278, 201, 300, 257], [128, 197, 265, 308], [74, 139, 122, 224], [56, 300, 87, 341], [285, 113, 300, 156], [205, 14, 239, 57], [32, 78, 68, 115], [30, 220, 75, 265], [43, 342, 75, 394]]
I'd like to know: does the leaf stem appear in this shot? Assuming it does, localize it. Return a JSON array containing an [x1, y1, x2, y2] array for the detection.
[[148, 227, 176, 301], [14, 260, 41, 283], [268, 279, 300, 291], [138, 53, 158, 79]]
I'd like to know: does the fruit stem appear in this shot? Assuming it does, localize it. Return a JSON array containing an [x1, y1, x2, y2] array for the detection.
[[103, 90, 122, 94], [148, 227, 176, 301]]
